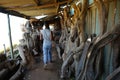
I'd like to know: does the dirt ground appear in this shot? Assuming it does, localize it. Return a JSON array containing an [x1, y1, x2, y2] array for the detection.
[[23, 48, 62, 80]]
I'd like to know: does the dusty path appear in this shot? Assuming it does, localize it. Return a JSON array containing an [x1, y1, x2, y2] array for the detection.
[[23, 48, 62, 80]]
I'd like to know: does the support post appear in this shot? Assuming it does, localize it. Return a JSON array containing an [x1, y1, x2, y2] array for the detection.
[[7, 14, 14, 59]]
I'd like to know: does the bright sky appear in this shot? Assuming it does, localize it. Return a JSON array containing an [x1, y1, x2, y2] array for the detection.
[[0, 12, 27, 51]]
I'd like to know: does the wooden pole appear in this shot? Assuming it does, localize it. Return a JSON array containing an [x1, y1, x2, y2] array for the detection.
[[7, 14, 14, 59]]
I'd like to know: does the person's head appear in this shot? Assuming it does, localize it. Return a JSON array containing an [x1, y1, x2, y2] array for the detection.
[[44, 21, 49, 29]]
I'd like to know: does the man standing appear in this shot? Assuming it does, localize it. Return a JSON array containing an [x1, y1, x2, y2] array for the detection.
[[40, 22, 53, 69]]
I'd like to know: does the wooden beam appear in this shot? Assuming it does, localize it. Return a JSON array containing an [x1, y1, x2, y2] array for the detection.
[[19, 8, 57, 17], [0, 7, 30, 19], [0, 0, 36, 7], [33, 0, 40, 5]]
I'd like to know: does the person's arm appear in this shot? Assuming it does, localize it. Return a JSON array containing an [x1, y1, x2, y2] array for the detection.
[[50, 31, 54, 41]]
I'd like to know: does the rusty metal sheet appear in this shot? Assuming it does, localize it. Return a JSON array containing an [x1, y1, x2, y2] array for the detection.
[[85, 11, 89, 34], [91, 7, 96, 34], [104, 44, 112, 77], [107, 1, 115, 31], [95, 9, 100, 35], [115, 0, 120, 25]]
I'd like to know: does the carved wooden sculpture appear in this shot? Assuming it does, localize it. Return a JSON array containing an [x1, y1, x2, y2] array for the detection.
[[9, 64, 23, 80], [106, 66, 120, 80], [0, 60, 21, 80], [60, 6, 80, 77], [76, 23, 120, 80], [60, 0, 89, 79], [59, 7, 71, 59], [77, 0, 88, 42], [60, 0, 119, 80], [61, 26, 79, 79], [17, 44, 27, 66]]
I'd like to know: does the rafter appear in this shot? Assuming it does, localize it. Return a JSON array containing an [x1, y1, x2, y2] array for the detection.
[[33, 0, 40, 5]]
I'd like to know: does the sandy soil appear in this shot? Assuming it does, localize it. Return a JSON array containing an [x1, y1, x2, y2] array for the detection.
[[23, 48, 62, 80]]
